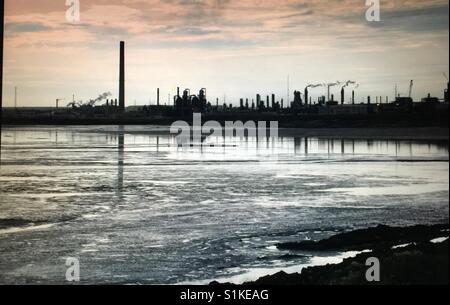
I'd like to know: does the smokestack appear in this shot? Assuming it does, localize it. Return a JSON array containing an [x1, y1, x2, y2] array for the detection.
[[368, 96, 371, 105], [352, 90, 355, 105], [331, 94, 334, 102], [272, 94, 275, 108], [119, 41, 125, 112], [14, 86, 17, 108], [157, 88, 160, 106], [341, 87, 344, 105], [304, 88, 308, 106]]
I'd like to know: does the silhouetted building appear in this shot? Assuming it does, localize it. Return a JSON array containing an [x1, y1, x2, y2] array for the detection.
[[291, 91, 302, 109], [421, 93, 439, 104]]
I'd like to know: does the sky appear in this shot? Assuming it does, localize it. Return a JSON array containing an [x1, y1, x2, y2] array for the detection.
[[3, 0, 450, 107]]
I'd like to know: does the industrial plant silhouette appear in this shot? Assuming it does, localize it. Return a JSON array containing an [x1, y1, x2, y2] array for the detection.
[[3, 41, 449, 127]]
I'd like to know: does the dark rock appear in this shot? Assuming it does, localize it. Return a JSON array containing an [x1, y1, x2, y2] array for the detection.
[[277, 224, 449, 251], [211, 224, 449, 285]]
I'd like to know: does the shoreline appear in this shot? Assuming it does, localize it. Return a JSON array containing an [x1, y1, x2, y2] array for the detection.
[[1, 125, 449, 141], [211, 224, 449, 285], [2, 109, 449, 129]]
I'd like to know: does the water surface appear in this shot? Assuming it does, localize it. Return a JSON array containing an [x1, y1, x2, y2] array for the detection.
[[0, 126, 448, 284]]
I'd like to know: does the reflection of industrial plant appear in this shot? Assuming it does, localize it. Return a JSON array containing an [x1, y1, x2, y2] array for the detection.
[[5, 41, 449, 123]]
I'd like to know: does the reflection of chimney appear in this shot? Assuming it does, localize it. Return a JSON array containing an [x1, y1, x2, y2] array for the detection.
[[341, 88, 344, 105], [119, 41, 125, 112], [117, 126, 124, 194]]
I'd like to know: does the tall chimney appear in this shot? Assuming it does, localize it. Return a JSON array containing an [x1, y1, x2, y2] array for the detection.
[[157, 88, 160, 106], [119, 41, 125, 112], [304, 88, 308, 106], [341, 88, 344, 105], [352, 90, 355, 104]]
